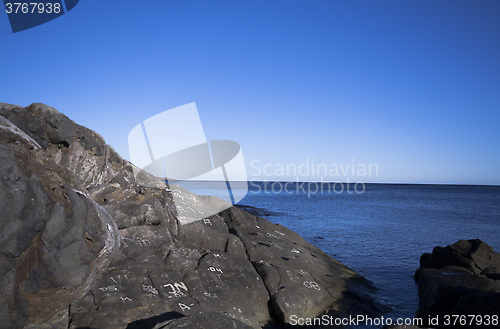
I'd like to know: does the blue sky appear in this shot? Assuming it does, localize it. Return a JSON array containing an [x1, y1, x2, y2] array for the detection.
[[1, 0, 499, 184]]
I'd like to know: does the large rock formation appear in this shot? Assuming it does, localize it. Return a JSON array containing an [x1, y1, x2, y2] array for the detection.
[[0, 103, 389, 328], [0, 104, 119, 328], [414, 239, 500, 328]]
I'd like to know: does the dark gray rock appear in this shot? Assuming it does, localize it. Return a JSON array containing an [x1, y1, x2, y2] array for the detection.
[[152, 311, 254, 329], [70, 237, 271, 328], [236, 205, 279, 218], [481, 266, 500, 280], [0, 111, 119, 328], [23, 308, 70, 329], [414, 239, 500, 328], [190, 251, 270, 327], [415, 239, 500, 279]]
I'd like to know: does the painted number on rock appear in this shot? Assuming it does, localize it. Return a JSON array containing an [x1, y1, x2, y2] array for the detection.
[[178, 302, 193, 311], [143, 284, 159, 295], [303, 281, 321, 290], [99, 286, 118, 292], [164, 282, 188, 297], [208, 266, 223, 274]]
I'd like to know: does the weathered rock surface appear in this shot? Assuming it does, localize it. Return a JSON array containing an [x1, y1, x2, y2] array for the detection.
[[152, 310, 254, 329], [0, 105, 119, 328], [414, 239, 500, 328], [0, 103, 389, 328]]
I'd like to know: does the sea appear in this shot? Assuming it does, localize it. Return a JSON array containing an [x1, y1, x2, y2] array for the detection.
[[176, 181, 500, 327]]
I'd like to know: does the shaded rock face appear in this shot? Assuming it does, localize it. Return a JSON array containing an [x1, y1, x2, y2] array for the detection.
[[0, 103, 389, 329], [414, 239, 500, 328]]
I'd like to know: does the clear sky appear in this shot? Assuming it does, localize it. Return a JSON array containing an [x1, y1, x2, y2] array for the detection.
[[1, 0, 499, 184]]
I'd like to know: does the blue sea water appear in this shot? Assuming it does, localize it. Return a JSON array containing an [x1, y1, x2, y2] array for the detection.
[[180, 181, 500, 325]]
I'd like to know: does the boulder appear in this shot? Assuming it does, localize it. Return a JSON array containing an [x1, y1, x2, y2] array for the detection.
[[236, 204, 280, 217], [414, 239, 500, 328], [0, 110, 119, 328], [0, 103, 121, 189]]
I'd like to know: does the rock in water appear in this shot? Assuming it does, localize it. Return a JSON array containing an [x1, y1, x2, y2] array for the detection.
[[414, 239, 500, 328], [0, 103, 389, 328]]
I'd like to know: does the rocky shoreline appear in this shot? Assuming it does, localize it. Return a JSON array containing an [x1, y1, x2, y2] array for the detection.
[[0, 103, 389, 329], [1, 103, 498, 329]]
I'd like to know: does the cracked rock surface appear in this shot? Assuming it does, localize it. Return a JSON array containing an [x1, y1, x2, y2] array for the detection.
[[0, 103, 389, 328]]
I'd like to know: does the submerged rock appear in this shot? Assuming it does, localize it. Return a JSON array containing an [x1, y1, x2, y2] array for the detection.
[[414, 239, 500, 328], [236, 204, 280, 217], [0, 103, 389, 328]]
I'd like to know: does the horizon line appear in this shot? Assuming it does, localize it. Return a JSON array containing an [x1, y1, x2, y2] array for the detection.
[[166, 179, 500, 187]]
